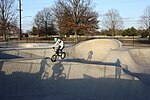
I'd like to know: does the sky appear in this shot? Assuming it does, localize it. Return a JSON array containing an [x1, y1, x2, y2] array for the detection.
[[18, 0, 150, 32]]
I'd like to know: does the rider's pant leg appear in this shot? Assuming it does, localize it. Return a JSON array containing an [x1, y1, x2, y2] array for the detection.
[[56, 46, 61, 55]]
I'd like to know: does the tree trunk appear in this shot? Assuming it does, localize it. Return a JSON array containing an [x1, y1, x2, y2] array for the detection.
[[74, 31, 78, 44], [45, 21, 48, 38], [149, 28, 150, 41], [149, 23, 150, 41], [37, 26, 40, 37], [2, 29, 6, 41], [148, 31, 150, 42]]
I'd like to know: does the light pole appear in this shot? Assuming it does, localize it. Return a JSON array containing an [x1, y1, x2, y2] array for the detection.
[[18, 0, 31, 40], [18, 0, 22, 40]]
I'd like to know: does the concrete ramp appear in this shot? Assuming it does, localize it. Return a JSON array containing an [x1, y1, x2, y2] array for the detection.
[[65, 39, 122, 61], [0, 39, 150, 100], [65, 39, 150, 73], [129, 48, 150, 67]]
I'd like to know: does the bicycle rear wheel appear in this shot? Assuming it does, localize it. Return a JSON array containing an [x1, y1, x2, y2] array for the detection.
[[61, 52, 66, 59], [51, 54, 57, 62]]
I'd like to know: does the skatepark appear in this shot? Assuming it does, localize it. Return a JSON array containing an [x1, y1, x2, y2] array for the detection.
[[0, 39, 150, 100]]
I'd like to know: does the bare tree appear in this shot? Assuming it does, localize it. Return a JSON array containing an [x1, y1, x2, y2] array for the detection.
[[102, 9, 123, 36], [0, 0, 17, 40], [139, 5, 150, 40], [34, 7, 56, 37], [53, 0, 99, 43]]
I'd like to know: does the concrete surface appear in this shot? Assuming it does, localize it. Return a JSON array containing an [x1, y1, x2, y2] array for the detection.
[[0, 39, 150, 100]]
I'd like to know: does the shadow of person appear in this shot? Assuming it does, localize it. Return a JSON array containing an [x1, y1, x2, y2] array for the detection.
[[87, 51, 93, 61], [116, 59, 121, 67], [51, 61, 66, 80], [39, 58, 50, 77], [0, 61, 4, 71], [115, 59, 122, 79], [0, 61, 5, 79]]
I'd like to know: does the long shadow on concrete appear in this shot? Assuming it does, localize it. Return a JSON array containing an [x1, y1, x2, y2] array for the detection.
[[0, 53, 24, 59], [63, 58, 150, 86], [122, 68, 150, 86], [0, 50, 43, 60], [0, 68, 150, 100], [62, 58, 121, 67], [0, 58, 150, 100]]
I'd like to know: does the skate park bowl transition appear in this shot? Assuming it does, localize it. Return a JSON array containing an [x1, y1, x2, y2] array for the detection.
[[0, 39, 150, 100]]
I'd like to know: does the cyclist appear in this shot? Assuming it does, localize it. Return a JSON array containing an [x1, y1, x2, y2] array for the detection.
[[52, 37, 65, 55]]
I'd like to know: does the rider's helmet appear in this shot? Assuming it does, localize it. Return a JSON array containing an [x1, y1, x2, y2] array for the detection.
[[54, 37, 58, 42]]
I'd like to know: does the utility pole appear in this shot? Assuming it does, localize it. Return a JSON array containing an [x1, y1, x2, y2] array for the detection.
[[1, 0, 6, 40], [18, 0, 22, 40]]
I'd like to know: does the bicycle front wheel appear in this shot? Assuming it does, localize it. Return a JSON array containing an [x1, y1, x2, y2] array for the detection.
[[51, 54, 57, 62]]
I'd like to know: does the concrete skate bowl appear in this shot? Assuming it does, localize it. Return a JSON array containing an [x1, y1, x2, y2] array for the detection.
[[0, 43, 55, 60], [0, 42, 52, 48], [0, 60, 149, 100], [129, 48, 150, 68], [1, 40, 150, 100], [68, 39, 122, 61]]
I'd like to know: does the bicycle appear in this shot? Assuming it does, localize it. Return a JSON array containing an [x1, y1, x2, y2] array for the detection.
[[51, 47, 66, 62]]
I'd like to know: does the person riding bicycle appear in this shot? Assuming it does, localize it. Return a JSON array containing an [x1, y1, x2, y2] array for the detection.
[[52, 37, 65, 55]]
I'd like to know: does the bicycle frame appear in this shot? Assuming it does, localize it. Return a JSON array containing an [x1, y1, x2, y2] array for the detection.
[[53, 47, 63, 56]]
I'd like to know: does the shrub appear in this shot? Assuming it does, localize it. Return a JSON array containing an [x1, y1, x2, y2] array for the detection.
[[106, 33, 112, 36], [121, 31, 127, 37], [141, 30, 149, 38]]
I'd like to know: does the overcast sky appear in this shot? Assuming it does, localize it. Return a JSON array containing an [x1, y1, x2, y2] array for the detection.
[[18, 0, 150, 32]]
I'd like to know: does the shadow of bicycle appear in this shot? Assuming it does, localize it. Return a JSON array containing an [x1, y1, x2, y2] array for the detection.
[[40, 60, 66, 80], [51, 61, 66, 80]]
